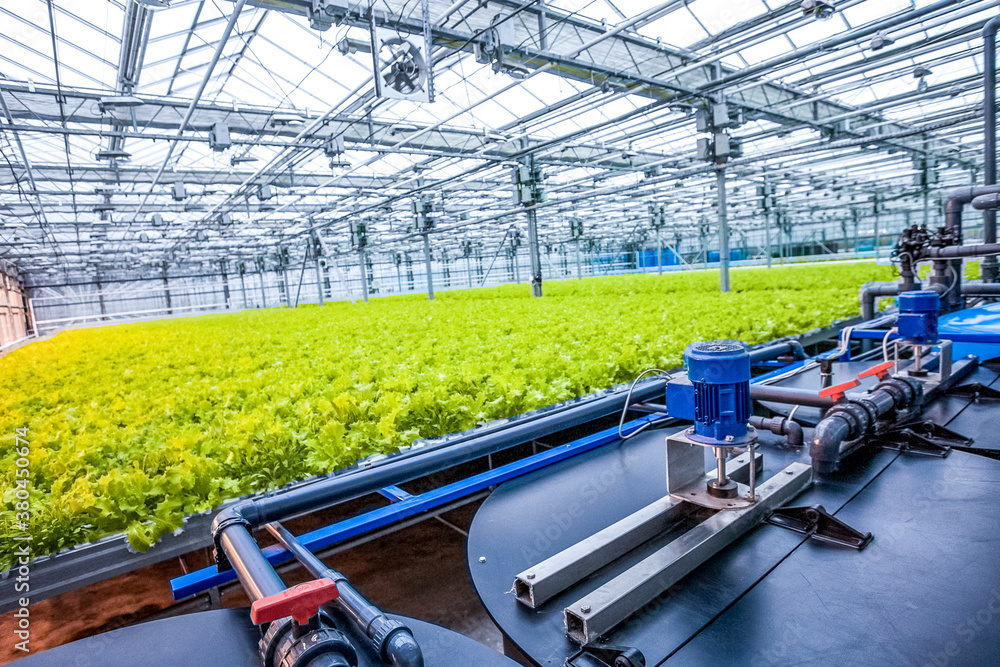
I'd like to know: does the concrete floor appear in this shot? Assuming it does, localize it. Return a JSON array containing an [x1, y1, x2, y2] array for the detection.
[[0, 496, 507, 665]]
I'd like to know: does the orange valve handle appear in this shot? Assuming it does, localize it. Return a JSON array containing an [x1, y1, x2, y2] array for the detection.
[[819, 378, 860, 403], [858, 361, 894, 381], [250, 578, 339, 626]]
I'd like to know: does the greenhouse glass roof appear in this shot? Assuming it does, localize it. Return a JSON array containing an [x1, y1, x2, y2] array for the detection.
[[0, 0, 993, 277]]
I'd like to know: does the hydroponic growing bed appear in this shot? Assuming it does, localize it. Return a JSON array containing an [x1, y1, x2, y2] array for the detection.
[[0, 262, 895, 567]]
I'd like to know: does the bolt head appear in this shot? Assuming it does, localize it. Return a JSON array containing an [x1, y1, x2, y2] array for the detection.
[[725, 435, 734, 442], [581, 605, 591, 613], [526, 573, 535, 580], [686, 427, 695, 434], [479, 556, 487, 563]]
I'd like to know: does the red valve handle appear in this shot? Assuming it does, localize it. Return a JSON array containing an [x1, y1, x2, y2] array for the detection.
[[819, 378, 860, 402], [858, 361, 894, 381], [250, 578, 339, 626]]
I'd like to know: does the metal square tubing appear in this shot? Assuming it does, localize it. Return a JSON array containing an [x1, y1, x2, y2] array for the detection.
[[514, 451, 762, 608], [564, 462, 811, 644]]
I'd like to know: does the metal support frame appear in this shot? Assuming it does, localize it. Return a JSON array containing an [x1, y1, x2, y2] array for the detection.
[[514, 451, 763, 608], [563, 461, 811, 644]]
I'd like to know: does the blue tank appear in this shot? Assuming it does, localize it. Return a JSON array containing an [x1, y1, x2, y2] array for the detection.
[[684, 340, 751, 445], [939, 301, 1000, 363]]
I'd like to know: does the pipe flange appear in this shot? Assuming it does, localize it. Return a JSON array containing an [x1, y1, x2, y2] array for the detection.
[[211, 513, 250, 572], [852, 398, 881, 425], [874, 379, 907, 407], [260, 616, 295, 667], [260, 611, 336, 667], [827, 402, 869, 438], [275, 627, 358, 667]]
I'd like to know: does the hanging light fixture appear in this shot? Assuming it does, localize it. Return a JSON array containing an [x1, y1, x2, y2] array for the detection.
[[801, 0, 836, 20]]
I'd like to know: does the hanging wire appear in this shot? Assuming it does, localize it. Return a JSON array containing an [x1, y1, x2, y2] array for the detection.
[[617, 367, 672, 441]]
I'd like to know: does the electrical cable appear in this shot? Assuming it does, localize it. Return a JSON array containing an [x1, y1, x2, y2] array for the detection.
[[882, 326, 898, 364], [617, 368, 672, 440]]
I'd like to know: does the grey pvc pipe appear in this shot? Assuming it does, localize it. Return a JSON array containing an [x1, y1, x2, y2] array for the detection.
[[928, 243, 1000, 259], [266, 523, 424, 667], [749, 415, 803, 447], [859, 281, 901, 321], [944, 185, 1000, 239], [750, 385, 835, 409], [749, 340, 807, 363], [218, 524, 286, 603], [213, 379, 668, 531], [984, 18, 1000, 282], [972, 193, 1000, 210], [963, 281, 1000, 295]]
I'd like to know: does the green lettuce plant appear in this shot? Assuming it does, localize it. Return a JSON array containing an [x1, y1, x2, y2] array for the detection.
[[0, 262, 894, 565]]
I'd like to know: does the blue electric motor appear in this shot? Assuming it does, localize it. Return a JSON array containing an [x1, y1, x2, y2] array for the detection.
[[897, 290, 940, 345], [684, 340, 751, 445]]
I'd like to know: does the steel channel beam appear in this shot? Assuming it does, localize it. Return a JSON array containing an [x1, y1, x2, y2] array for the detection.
[[563, 461, 811, 644], [514, 451, 762, 608]]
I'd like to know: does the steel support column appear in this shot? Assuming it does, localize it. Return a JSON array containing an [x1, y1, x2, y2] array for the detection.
[[220, 261, 231, 308], [239, 270, 248, 309], [526, 207, 543, 297], [96, 276, 107, 320], [315, 259, 325, 305], [162, 269, 172, 315], [359, 249, 369, 303], [282, 268, 292, 308], [656, 229, 663, 275], [717, 166, 730, 293], [422, 232, 434, 300]]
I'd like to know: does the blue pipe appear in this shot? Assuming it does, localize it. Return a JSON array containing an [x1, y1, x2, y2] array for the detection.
[[170, 414, 668, 600]]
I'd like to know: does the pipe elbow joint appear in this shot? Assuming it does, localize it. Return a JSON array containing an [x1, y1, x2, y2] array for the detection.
[[212, 501, 260, 539], [811, 414, 852, 475], [384, 629, 424, 667], [783, 418, 804, 447], [985, 16, 1000, 39], [373, 619, 423, 667]]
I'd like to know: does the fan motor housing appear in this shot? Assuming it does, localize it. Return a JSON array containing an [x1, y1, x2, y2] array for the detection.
[[897, 290, 940, 344], [684, 340, 751, 445]]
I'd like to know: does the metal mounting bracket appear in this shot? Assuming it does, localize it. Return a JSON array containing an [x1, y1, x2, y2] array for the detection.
[[766, 504, 873, 550], [945, 382, 1000, 402], [567, 644, 645, 667], [871, 420, 972, 457]]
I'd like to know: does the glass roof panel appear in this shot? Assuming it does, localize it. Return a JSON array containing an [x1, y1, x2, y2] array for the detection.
[[0, 1, 990, 275], [638, 9, 709, 48]]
